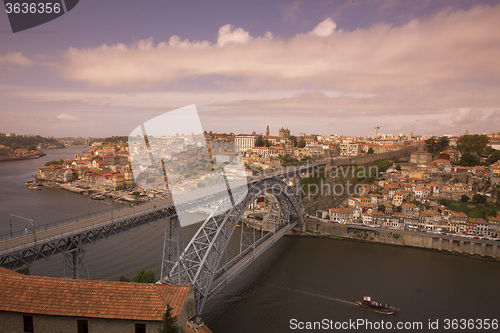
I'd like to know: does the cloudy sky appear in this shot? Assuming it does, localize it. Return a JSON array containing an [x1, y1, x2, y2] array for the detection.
[[1, 0, 499, 138]]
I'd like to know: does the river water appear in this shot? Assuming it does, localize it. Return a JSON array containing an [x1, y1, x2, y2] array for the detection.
[[1, 148, 499, 333]]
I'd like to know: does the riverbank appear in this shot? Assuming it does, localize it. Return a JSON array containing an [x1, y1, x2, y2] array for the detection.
[[294, 220, 500, 260], [0, 152, 46, 162]]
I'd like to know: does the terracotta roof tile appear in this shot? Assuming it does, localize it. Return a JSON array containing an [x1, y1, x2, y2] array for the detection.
[[0, 270, 190, 321]]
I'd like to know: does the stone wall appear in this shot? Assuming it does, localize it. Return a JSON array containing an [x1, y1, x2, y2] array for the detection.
[[300, 220, 499, 259], [0, 312, 162, 333], [328, 147, 419, 167]]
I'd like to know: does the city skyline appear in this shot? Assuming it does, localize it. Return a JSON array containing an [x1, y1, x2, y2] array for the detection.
[[1, 1, 500, 137]]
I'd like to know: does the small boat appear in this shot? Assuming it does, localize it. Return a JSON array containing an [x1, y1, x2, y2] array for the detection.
[[353, 296, 399, 314], [28, 186, 42, 190]]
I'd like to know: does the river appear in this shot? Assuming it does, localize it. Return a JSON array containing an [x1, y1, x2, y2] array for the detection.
[[1, 148, 499, 333]]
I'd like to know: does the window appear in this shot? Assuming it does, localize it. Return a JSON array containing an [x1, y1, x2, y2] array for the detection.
[[23, 315, 34, 333], [135, 323, 146, 333], [77, 320, 88, 333]]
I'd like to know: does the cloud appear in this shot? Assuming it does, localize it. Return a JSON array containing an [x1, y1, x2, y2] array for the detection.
[[217, 24, 252, 46], [167, 35, 210, 49], [281, 1, 302, 23], [309, 18, 337, 36], [44, 4, 500, 137], [59, 4, 500, 92], [0, 52, 33, 67], [56, 113, 80, 121], [451, 108, 482, 125]]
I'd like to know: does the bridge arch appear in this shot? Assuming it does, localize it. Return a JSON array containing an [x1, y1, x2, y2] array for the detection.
[[164, 177, 303, 314]]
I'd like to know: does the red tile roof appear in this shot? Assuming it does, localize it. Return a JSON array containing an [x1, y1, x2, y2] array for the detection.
[[0, 269, 190, 321]]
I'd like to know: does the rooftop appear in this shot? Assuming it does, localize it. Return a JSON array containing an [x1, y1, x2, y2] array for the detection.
[[0, 269, 190, 321]]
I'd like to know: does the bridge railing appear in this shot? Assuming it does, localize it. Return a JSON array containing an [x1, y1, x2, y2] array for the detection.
[[0, 197, 174, 241], [0, 201, 173, 255]]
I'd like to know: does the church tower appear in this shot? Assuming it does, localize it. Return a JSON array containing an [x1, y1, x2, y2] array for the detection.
[[266, 125, 270, 137]]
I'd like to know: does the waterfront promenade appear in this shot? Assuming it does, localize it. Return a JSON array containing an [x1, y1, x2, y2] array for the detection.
[[300, 218, 500, 259]]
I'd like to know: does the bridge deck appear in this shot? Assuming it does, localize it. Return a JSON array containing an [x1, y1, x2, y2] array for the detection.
[[0, 199, 172, 256], [207, 222, 297, 302]]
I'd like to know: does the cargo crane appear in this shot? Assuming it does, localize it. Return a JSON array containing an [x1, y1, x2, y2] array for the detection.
[[374, 125, 387, 138]]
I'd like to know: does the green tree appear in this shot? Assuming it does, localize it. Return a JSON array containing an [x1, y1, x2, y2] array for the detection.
[[133, 269, 156, 283], [458, 152, 480, 167], [289, 135, 298, 147], [158, 305, 180, 333], [437, 136, 449, 152], [425, 136, 438, 154], [367, 147, 374, 154], [457, 134, 489, 156], [255, 135, 265, 147], [472, 194, 487, 204], [395, 164, 402, 171], [486, 149, 500, 165], [426, 136, 449, 155], [44, 159, 64, 166], [297, 137, 306, 148], [16, 267, 30, 275], [119, 275, 130, 282], [460, 195, 470, 203]]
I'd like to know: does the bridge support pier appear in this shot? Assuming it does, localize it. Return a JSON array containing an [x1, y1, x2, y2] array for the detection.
[[63, 248, 89, 279], [161, 215, 184, 284]]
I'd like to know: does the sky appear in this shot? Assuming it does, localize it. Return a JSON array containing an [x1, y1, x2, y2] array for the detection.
[[1, 0, 499, 138]]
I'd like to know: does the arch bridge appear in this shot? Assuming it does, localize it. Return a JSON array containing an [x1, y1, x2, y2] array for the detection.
[[161, 164, 322, 314]]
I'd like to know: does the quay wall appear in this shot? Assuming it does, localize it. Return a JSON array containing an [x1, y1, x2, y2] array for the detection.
[[299, 220, 499, 260], [327, 146, 419, 167]]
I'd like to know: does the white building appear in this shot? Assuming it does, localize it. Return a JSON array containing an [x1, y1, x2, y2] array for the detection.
[[235, 134, 257, 152], [340, 142, 361, 157]]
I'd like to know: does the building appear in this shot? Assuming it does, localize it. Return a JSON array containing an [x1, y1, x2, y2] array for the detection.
[[234, 134, 257, 152], [329, 207, 354, 223], [392, 192, 404, 207], [340, 142, 361, 157], [0, 268, 196, 333], [410, 151, 433, 165], [278, 127, 290, 139], [402, 203, 420, 218]]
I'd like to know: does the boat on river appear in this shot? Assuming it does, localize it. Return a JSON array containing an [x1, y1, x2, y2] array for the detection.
[[353, 296, 399, 314]]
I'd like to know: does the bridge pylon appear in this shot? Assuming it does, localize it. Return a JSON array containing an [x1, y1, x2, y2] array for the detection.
[[161, 215, 184, 284], [62, 234, 89, 279]]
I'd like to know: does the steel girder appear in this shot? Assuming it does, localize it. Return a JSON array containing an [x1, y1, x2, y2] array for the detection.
[[0, 206, 177, 271], [166, 177, 302, 314], [161, 215, 184, 284]]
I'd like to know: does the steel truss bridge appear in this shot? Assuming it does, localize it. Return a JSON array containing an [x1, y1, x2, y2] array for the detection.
[[0, 162, 324, 314]]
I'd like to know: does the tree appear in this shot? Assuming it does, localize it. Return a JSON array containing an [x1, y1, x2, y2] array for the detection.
[[16, 267, 30, 275], [367, 147, 374, 154], [458, 152, 480, 167], [395, 164, 402, 171], [297, 137, 306, 148], [158, 305, 180, 333], [472, 194, 487, 204], [457, 134, 489, 156], [486, 149, 500, 165], [255, 135, 271, 147], [425, 136, 438, 154], [460, 195, 470, 203], [45, 159, 64, 166], [119, 275, 130, 282], [133, 269, 156, 283], [426, 136, 449, 154], [437, 136, 449, 152], [289, 135, 298, 147]]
